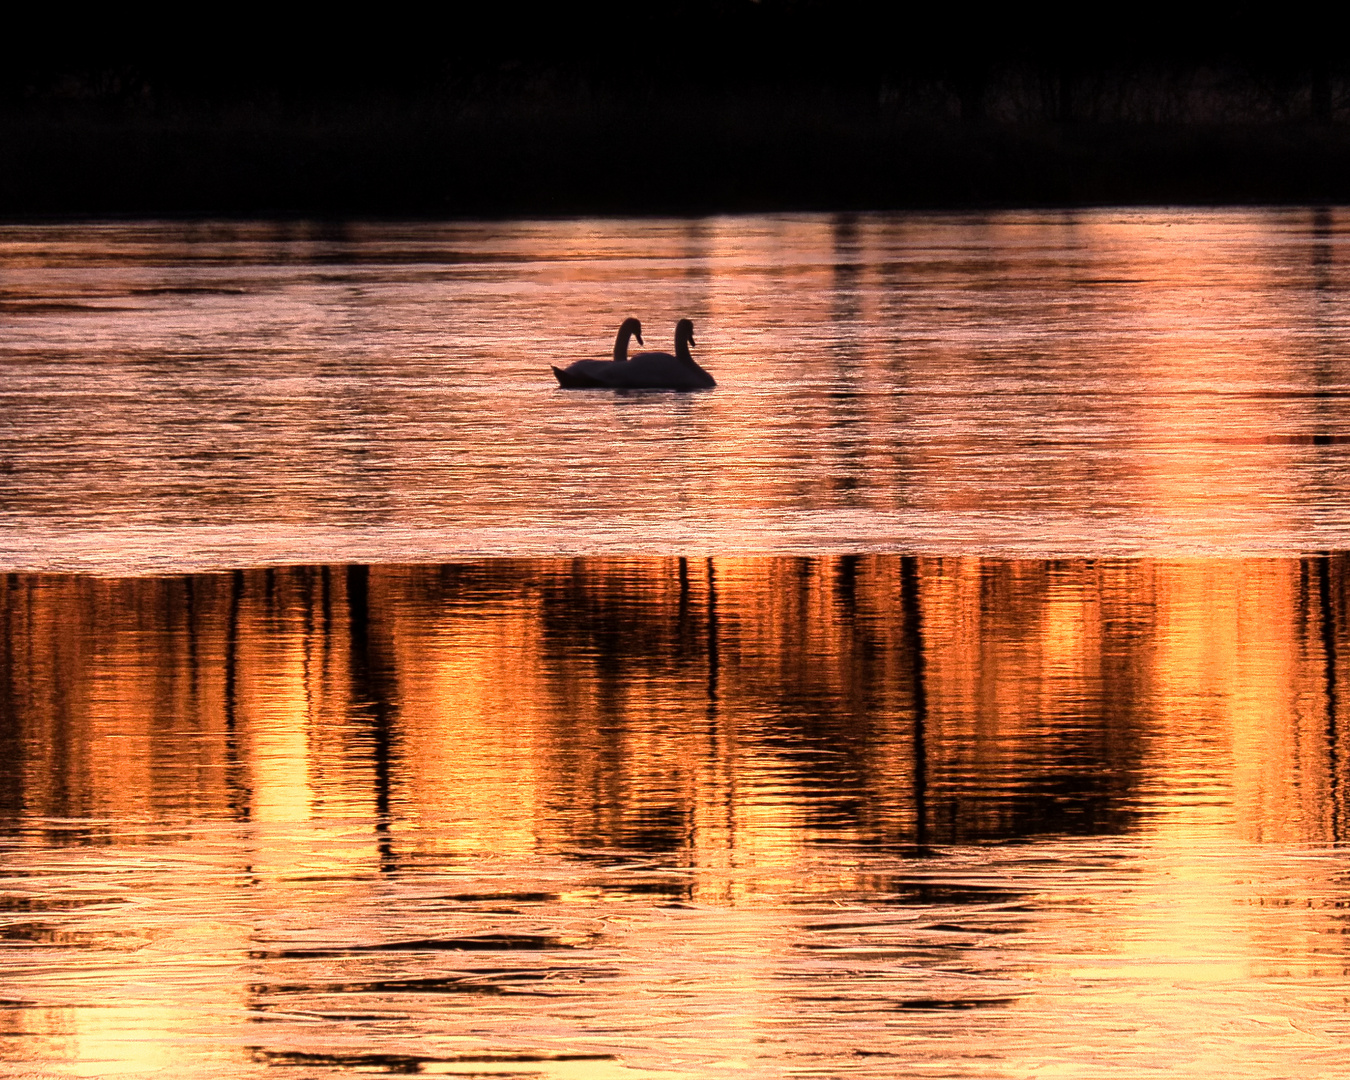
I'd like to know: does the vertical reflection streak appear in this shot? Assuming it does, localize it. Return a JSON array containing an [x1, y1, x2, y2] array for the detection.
[[224, 569, 249, 822], [901, 555, 929, 850], [346, 564, 397, 873], [184, 576, 199, 705], [1317, 554, 1342, 843], [0, 574, 22, 817], [704, 557, 730, 866], [300, 567, 315, 716], [320, 565, 333, 640], [706, 558, 720, 706]]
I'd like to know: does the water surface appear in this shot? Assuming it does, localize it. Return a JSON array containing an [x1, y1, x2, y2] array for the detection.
[[5, 211, 1350, 1078], [2, 210, 1349, 572], [3, 556, 1350, 1078]]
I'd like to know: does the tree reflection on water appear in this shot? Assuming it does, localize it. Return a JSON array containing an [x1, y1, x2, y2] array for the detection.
[[3, 554, 1347, 857]]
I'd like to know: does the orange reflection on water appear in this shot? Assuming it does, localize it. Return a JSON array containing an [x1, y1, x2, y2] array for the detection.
[[4, 555, 1349, 857], [3, 211, 1349, 575], [5, 556, 1350, 1078]]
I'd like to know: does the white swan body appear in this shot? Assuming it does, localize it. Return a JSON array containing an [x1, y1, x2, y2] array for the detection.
[[554, 319, 714, 391]]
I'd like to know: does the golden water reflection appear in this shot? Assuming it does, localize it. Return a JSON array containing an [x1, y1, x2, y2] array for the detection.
[[4, 556, 1350, 1078], [3, 555, 1347, 852]]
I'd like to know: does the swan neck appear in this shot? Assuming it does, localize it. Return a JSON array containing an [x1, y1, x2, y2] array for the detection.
[[676, 338, 692, 364], [613, 326, 633, 363]]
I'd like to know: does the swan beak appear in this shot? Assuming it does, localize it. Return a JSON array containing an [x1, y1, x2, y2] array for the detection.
[[689, 334, 696, 347], [636, 331, 644, 346]]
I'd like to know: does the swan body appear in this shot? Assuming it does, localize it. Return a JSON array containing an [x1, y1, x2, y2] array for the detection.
[[551, 318, 644, 388], [553, 319, 714, 391]]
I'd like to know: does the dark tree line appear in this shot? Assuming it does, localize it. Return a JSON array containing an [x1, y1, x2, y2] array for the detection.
[[6, 2, 1347, 117], [3, 3, 1350, 213]]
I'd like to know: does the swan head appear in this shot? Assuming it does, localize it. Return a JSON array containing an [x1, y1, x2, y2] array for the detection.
[[676, 318, 695, 349], [620, 317, 644, 347]]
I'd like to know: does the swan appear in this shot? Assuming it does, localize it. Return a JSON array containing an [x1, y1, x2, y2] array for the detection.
[[552, 318, 643, 387], [556, 319, 714, 391]]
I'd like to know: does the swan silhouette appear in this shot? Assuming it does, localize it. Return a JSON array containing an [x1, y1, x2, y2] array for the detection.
[[552, 318, 644, 388], [553, 319, 715, 391]]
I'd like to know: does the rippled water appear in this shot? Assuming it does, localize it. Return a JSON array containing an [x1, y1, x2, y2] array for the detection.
[[4, 211, 1350, 1078], [5, 557, 1350, 1077], [2, 209, 1349, 572]]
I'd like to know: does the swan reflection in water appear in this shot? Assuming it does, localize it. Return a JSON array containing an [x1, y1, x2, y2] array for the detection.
[[553, 318, 716, 391]]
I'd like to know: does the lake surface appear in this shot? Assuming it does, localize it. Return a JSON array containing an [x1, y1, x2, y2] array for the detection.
[[3, 211, 1350, 1078], [2, 210, 1350, 572]]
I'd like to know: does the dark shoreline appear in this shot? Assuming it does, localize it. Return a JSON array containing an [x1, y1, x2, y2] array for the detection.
[[6, 102, 1350, 220], [8, 1, 1350, 218]]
